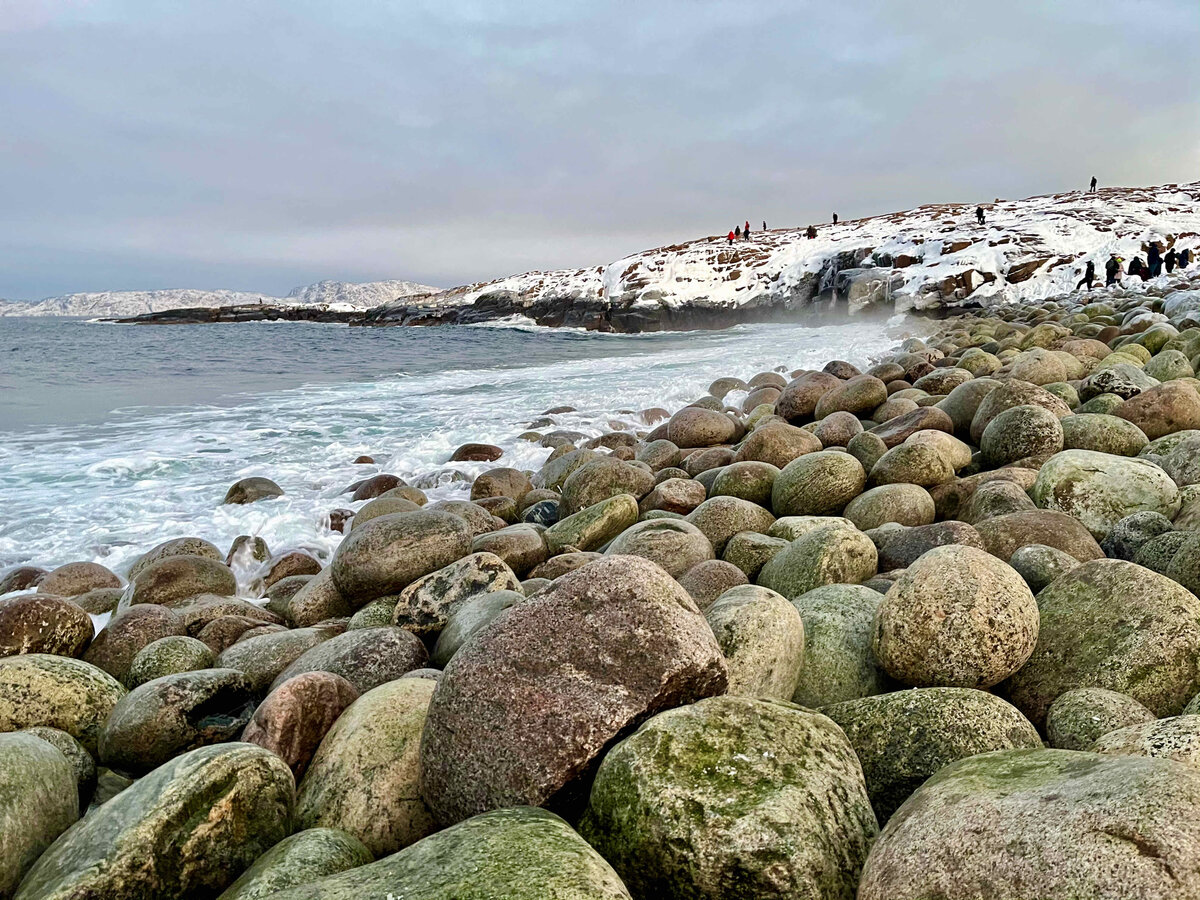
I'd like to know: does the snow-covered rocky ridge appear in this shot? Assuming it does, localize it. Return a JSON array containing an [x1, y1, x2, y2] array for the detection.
[[0, 279, 439, 318], [366, 182, 1200, 332]]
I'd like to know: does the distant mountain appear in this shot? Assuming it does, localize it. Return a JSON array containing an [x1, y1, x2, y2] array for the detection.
[[0, 279, 440, 317], [366, 182, 1200, 332]]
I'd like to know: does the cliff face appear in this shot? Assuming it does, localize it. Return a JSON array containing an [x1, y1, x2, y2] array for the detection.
[[365, 182, 1200, 332]]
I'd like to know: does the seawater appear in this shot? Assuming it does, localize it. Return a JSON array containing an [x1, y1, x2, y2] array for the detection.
[[0, 315, 913, 579]]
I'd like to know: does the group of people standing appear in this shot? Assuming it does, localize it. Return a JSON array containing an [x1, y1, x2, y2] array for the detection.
[[1075, 241, 1192, 291], [725, 216, 838, 243]]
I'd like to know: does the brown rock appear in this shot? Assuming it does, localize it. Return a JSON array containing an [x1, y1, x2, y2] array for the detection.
[[242, 671, 359, 779], [37, 562, 120, 597]]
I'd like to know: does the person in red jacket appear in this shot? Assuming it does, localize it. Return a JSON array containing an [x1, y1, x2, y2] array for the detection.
[[727, 230, 735, 243]]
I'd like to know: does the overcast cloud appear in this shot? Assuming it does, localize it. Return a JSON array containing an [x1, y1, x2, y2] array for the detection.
[[0, 0, 1197, 298]]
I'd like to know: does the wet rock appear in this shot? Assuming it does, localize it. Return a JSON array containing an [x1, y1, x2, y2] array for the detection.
[[824, 688, 1042, 822], [580, 696, 877, 900], [296, 678, 436, 856], [857, 750, 1200, 900], [390, 551, 520, 638], [242, 671, 359, 780], [0, 732, 79, 898], [128, 537, 223, 582], [873, 546, 1038, 688], [772, 450, 866, 517], [560, 457, 655, 516], [450, 443, 502, 462], [1004, 559, 1200, 726], [775, 371, 841, 421], [215, 828, 373, 900], [470, 523, 547, 577], [224, 476, 285, 504], [0, 654, 126, 755], [129, 553, 237, 606], [0, 593, 93, 658], [330, 510, 473, 604], [758, 523, 877, 599], [605, 518, 714, 577], [270, 626, 428, 694], [544, 494, 640, 554], [1044, 687, 1157, 750], [0, 566, 47, 595], [286, 569, 353, 627], [815, 373, 888, 419], [666, 406, 737, 448], [127, 634, 214, 686], [704, 585, 804, 700], [37, 561, 120, 597], [15, 743, 294, 900], [420, 555, 727, 825]]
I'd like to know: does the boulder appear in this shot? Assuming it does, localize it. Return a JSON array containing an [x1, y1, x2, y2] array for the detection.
[[775, 371, 841, 421], [216, 625, 340, 694], [676, 560, 749, 610], [126, 634, 214, 686], [1008, 543, 1079, 592], [772, 450, 866, 517], [979, 404, 1064, 467], [1045, 687, 1157, 751], [580, 696, 877, 900], [605, 518, 714, 578], [560, 458, 654, 516], [1061, 413, 1149, 456], [823, 688, 1042, 822], [815, 374, 888, 419], [666, 407, 737, 448], [0, 654, 125, 755], [969, 379, 1071, 444], [270, 626, 428, 694], [224, 476, 285, 504], [1139, 429, 1200, 486], [1004, 559, 1200, 726], [1031, 449, 1180, 539], [960, 479, 1036, 524], [844, 484, 935, 531], [390, 552, 520, 637], [82, 604, 186, 684], [215, 828, 373, 900], [858, 750, 1200, 900], [0, 593, 93, 658], [873, 521, 986, 571], [872, 546, 1038, 689], [544, 494, 640, 554], [757, 524, 877, 599], [127, 537, 223, 582], [431, 590, 523, 667], [732, 422, 822, 468], [37, 562, 121, 597], [14, 743, 294, 900], [296, 678, 436, 856], [704, 585, 805, 700], [471, 524, 547, 576], [709, 460, 778, 506], [790, 584, 891, 707], [1116, 380, 1200, 439], [974, 509, 1105, 562], [638, 477, 706, 515], [0, 732, 79, 898], [470, 467, 534, 502], [869, 407, 955, 448], [1100, 510, 1176, 560], [419, 556, 727, 825], [720, 530, 788, 578], [1080, 361, 1160, 400], [1091, 715, 1200, 768], [685, 496, 775, 555], [241, 671, 359, 779], [868, 442, 955, 488], [129, 554, 237, 607]]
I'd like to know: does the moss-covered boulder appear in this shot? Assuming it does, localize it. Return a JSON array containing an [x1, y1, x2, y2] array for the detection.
[[0, 732, 79, 898], [685, 496, 775, 555], [1139, 429, 1200, 486], [544, 494, 640, 554], [974, 508, 1105, 562], [1008, 543, 1078, 592], [580, 696, 877, 900], [1004, 559, 1200, 726], [823, 688, 1042, 822], [1044, 687, 1157, 750], [969, 379, 1071, 444], [0, 654, 126, 755], [790, 584, 891, 707], [216, 828, 372, 900], [757, 524, 877, 599], [270, 626, 428, 694], [709, 461, 779, 507], [1060, 413, 1149, 456], [704, 585, 804, 700], [720, 531, 788, 578], [1090, 715, 1200, 768], [858, 750, 1200, 900], [771, 450, 866, 517], [296, 678, 435, 857], [605, 518, 714, 578], [269, 807, 631, 900], [868, 442, 955, 488], [980, 403, 1065, 467], [560, 457, 655, 516], [15, 743, 294, 900], [126, 634, 214, 686], [844, 484, 935, 531], [872, 546, 1038, 688]]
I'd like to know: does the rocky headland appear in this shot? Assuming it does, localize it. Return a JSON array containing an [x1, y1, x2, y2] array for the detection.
[[5, 264, 1200, 897]]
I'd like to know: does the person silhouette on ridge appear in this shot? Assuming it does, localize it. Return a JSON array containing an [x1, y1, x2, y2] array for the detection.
[[833, 213, 839, 224], [1090, 176, 1098, 193], [1166, 247, 1178, 273], [976, 206, 985, 225], [735, 225, 742, 239], [1076, 260, 1095, 292]]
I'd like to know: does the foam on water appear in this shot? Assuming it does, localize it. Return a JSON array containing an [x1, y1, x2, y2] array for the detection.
[[0, 318, 909, 581]]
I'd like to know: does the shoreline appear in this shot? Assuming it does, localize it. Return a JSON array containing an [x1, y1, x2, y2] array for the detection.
[[3, 264, 1200, 896]]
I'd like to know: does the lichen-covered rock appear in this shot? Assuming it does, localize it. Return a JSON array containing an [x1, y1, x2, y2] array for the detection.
[[823, 688, 1042, 822], [296, 678, 436, 856], [270, 626, 428, 694], [330, 510, 473, 604], [857, 749, 1200, 900], [36, 562, 120, 598], [776, 372, 841, 421], [685, 496, 775, 555], [1089, 714, 1200, 768], [216, 828, 373, 900], [1008, 543, 1079, 592], [0, 732, 79, 898], [704, 585, 804, 700], [980, 403, 1065, 467], [0, 593, 93, 658], [127, 537, 223, 581], [126, 634, 214, 686], [872, 546, 1038, 688], [129, 553, 237, 607], [1139, 429, 1200, 486], [580, 696, 877, 900], [638, 477, 706, 515], [757, 524, 877, 599], [1044, 687, 1157, 751], [969, 379, 1071, 444], [844, 484, 935, 531], [268, 807, 631, 900], [1061, 412, 1149, 456], [14, 743, 294, 900], [771, 450, 866, 517], [1004, 559, 1200, 726], [419, 556, 727, 825], [560, 458, 655, 516], [974, 508, 1105, 562], [544, 494, 640, 554], [1031, 449, 1180, 539], [241, 671, 359, 780], [868, 441, 955, 488], [82, 604, 186, 684], [872, 521, 986, 571], [1116, 380, 1200, 439], [605, 518, 714, 578], [0, 654, 126, 755], [98, 668, 256, 776], [790, 584, 891, 707], [709, 460, 779, 507], [1100, 510, 1176, 561], [470, 523, 547, 577], [216, 625, 340, 694]]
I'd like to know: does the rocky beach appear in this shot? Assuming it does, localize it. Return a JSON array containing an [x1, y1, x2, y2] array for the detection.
[[4, 255, 1200, 897]]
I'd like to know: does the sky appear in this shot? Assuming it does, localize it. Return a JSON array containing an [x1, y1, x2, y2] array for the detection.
[[1, 0, 1197, 300]]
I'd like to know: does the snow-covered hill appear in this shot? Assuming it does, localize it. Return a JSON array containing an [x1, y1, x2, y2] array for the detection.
[[368, 182, 1200, 331], [0, 279, 439, 317]]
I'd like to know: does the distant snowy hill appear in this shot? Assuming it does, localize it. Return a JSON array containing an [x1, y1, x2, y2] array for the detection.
[[0, 279, 439, 317], [368, 182, 1200, 331]]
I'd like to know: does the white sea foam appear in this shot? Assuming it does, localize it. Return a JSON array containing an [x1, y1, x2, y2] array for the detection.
[[0, 319, 910, 581]]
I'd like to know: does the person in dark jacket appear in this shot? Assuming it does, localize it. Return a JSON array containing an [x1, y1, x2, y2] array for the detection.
[[762, 220, 767, 231], [1076, 260, 1096, 291], [1181, 248, 1192, 268], [833, 213, 838, 224], [1128, 257, 1146, 280], [735, 225, 741, 239], [1105, 255, 1121, 286], [1148, 242, 1162, 277], [744, 221, 751, 239], [976, 206, 985, 225], [1090, 176, 1098, 193], [1166, 247, 1178, 273], [806, 225, 817, 239]]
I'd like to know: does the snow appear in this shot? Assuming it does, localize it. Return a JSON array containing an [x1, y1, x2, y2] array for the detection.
[[0, 278, 441, 318]]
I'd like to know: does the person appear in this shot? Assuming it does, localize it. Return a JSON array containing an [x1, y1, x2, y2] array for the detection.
[[762, 220, 767, 231], [976, 206, 985, 225], [1181, 248, 1192, 268], [1090, 176, 1098, 193], [833, 213, 838, 224], [1076, 260, 1095, 292], [1148, 242, 1162, 277], [735, 225, 742, 239], [1105, 255, 1121, 286], [1166, 247, 1178, 273], [727, 230, 735, 244], [744, 221, 751, 239], [1129, 257, 1146, 280], [806, 225, 817, 239]]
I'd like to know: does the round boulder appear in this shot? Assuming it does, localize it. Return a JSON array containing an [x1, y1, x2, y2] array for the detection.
[[604, 518, 714, 578], [704, 585, 805, 700], [1045, 687, 1157, 751]]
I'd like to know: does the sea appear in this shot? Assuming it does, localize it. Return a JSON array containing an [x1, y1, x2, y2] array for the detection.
[[0, 315, 914, 581]]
